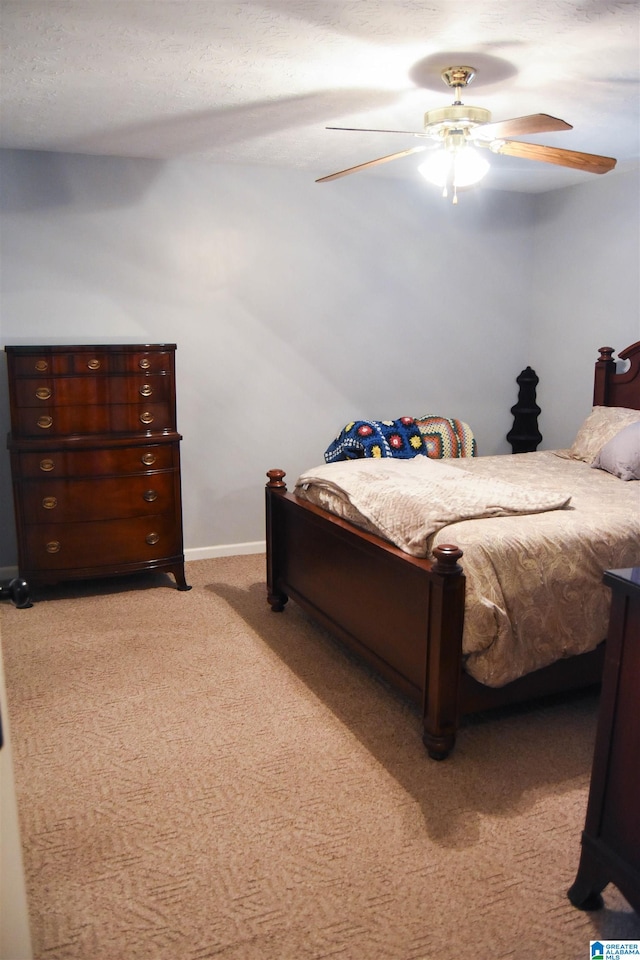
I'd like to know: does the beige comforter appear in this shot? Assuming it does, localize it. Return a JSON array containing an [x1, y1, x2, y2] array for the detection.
[[295, 452, 640, 687]]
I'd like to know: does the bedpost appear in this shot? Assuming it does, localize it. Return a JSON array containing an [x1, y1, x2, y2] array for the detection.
[[593, 346, 615, 406], [422, 544, 465, 760], [266, 469, 289, 612]]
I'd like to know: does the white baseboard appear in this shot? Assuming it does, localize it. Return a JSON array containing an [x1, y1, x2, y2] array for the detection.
[[184, 541, 265, 561], [0, 543, 266, 584]]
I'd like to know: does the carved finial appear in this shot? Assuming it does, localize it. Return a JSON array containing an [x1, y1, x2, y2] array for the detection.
[[266, 469, 287, 490], [597, 346, 615, 363], [432, 543, 463, 575]]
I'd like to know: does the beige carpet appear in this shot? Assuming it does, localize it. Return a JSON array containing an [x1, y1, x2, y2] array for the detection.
[[2, 555, 639, 960]]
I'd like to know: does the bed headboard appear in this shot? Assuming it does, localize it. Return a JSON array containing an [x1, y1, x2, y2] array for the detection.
[[593, 341, 640, 410]]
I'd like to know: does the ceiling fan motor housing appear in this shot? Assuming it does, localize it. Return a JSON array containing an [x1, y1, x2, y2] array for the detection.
[[423, 104, 491, 136]]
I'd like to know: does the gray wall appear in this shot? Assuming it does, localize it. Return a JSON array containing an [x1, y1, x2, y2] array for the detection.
[[1, 150, 638, 568], [530, 170, 640, 448]]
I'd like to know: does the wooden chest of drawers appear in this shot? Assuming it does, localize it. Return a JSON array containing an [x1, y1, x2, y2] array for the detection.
[[5, 344, 190, 593], [568, 568, 640, 912]]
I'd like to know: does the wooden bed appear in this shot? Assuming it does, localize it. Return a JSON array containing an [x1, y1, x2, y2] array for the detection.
[[265, 343, 640, 759]]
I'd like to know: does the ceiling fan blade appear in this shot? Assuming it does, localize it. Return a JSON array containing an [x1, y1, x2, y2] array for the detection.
[[472, 113, 572, 140], [316, 145, 428, 182], [327, 126, 430, 137], [492, 139, 617, 174]]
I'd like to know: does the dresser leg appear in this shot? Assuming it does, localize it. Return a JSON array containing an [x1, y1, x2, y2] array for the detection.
[[567, 850, 607, 910], [0, 578, 33, 609], [170, 564, 192, 591]]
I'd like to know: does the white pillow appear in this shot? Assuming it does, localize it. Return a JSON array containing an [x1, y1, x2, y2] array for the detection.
[[592, 421, 640, 480]]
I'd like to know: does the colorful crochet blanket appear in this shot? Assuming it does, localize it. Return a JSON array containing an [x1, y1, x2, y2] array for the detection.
[[414, 415, 477, 459], [324, 416, 476, 463], [324, 418, 425, 462]]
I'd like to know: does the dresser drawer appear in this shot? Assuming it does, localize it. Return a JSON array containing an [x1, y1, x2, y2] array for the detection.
[[13, 402, 174, 437], [10, 354, 73, 377], [10, 349, 174, 378], [13, 374, 171, 407], [20, 472, 178, 523], [20, 515, 182, 571], [14, 443, 178, 479]]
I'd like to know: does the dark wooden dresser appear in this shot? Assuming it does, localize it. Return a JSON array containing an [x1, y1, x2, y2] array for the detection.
[[568, 567, 640, 913], [5, 344, 190, 593]]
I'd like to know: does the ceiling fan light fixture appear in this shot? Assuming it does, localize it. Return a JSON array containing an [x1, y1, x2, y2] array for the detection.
[[418, 144, 490, 198]]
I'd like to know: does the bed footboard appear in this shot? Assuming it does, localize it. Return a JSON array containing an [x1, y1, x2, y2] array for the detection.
[[265, 469, 466, 759]]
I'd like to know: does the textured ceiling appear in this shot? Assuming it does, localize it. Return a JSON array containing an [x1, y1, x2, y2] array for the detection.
[[1, 0, 639, 192]]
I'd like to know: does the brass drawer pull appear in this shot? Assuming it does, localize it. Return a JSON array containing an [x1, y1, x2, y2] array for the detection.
[[143, 490, 158, 502], [139, 358, 151, 370], [35, 360, 49, 372], [45, 541, 61, 554], [87, 358, 101, 370], [141, 452, 156, 466], [42, 497, 58, 510], [36, 387, 52, 400], [40, 458, 55, 472], [145, 532, 160, 545], [37, 415, 53, 429], [140, 411, 154, 424], [139, 384, 153, 397]]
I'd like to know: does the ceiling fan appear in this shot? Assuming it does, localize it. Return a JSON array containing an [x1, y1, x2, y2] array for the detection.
[[317, 66, 617, 202]]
